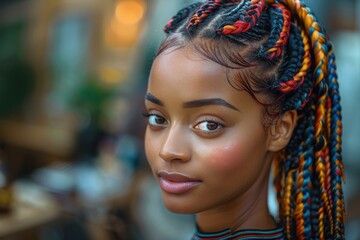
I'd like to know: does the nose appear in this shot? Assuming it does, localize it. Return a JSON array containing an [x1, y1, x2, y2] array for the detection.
[[159, 124, 191, 163]]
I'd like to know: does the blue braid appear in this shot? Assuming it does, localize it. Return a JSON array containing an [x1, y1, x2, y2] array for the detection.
[[327, 50, 345, 238], [300, 116, 315, 236], [311, 177, 320, 239]]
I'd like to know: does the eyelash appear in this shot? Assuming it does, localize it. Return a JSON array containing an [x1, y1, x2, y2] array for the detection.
[[194, 117, 224, 135], [142, 111, 225, 135], [142, 111, 168, 128]]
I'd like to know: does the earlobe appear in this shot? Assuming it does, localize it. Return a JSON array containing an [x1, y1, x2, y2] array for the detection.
[[268, 110, 297, 152]]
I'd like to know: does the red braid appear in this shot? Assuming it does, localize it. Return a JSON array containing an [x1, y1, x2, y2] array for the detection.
[[220, 0, 265, 35]]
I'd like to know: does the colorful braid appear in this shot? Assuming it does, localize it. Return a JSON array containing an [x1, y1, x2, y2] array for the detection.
[[217, 0, 265, 35], [259, 3, 291, 59], [294, 115, 315, 239], [270, 0, 345, 239], [293, 5, 334, 240], [186, 0, 238, 32], [164, 2, 203, 34]]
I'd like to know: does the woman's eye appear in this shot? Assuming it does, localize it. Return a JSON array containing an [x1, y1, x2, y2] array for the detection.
[[195, 121, 223, 133], [148, 114, 168, 126]]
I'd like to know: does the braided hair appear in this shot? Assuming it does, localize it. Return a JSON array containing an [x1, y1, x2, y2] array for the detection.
[[158, 0, 345, 239]]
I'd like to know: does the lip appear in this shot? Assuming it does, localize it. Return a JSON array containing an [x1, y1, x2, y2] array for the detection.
[[157, 170, 201, 194]]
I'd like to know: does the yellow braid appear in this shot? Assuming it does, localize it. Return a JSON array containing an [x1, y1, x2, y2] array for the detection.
[[284, 168, 295, 238], [295, 154, 305, 240]]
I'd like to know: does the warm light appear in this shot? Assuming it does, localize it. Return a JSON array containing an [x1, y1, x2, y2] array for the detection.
[[108, 16, 139, 45], [99, 66, 124, 85], [115, 0, 145, 25], [104, 0, 146, 48]]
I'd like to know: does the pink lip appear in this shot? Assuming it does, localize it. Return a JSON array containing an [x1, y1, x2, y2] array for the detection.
[[157, 171, 201, 194]]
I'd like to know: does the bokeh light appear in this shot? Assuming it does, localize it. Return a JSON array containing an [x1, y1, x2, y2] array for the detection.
[[115, 0, 145, 26]]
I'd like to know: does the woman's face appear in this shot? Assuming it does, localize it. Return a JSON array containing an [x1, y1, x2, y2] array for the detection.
[[144, 46, 274, 214]]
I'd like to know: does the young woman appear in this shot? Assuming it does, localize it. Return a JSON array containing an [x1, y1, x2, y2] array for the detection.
[[143, 0, 345, 239]]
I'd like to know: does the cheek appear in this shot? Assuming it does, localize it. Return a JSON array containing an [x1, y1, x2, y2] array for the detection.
[[196, 142, 265, 194], [197, 142, 244, 174], [195, 133, 266, 178]]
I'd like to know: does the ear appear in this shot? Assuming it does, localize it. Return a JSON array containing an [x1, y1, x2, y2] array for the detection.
[[268, 110, 297, 152]]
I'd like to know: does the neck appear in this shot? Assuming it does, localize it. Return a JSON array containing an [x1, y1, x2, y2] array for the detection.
[[196, 155, 275, 232]]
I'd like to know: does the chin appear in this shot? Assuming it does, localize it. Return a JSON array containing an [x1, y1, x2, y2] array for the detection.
[[161, 193, 202, 214]]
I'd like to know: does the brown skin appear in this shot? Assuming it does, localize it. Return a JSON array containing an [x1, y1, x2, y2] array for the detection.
[[144, 46, 297, 233]]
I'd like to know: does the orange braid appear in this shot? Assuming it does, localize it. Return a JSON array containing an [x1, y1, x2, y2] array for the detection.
[[319, 147, 334, 234], [295, 154, 305, 240], [318, 204, 325, 239]]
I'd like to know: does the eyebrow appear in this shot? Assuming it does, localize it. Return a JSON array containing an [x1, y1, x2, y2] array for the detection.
[[145, 92, 239, 112], [145, 92, 163, 106], [183, 98, 240, 111]]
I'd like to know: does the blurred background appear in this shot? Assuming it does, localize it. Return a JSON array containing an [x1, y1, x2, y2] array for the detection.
[[0, 0, 359, 239]]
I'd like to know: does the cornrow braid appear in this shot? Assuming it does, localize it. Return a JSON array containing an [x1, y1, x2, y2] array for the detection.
[[186, 0, 238, 32], [164, 2, 203, 34], [277, 22, 312, 112], [276, 23, 306, 92], [259, 3, 291, 59], [217, 0, 265, 35]]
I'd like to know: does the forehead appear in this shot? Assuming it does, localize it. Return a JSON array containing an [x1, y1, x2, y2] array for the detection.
[[148, 47, 234, 98]]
